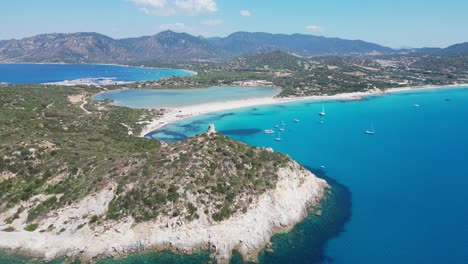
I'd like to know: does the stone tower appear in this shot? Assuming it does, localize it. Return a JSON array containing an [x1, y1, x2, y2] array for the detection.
[[207, 124, 216, 134]]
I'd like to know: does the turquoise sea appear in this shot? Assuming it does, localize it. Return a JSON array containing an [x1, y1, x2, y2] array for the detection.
[[0, 64, 192, 84], [148, 87, 468, 264], [3, 87, 468, 263]]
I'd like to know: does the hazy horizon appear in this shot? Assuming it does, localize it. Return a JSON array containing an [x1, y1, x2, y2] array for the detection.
[[1, 0, 467, 49], [0, 29, 460, 50]]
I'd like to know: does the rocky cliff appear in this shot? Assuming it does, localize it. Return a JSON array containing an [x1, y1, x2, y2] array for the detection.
[[0, 161, 328, 263]]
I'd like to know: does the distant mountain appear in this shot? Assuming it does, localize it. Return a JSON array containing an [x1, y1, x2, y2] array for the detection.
[[0, 31, 220, 63], [121, 30, 224, 61], [399, 47, 442, 54], [0, 30, 465, 64], [0, 32, 129, 63], [438, 42, 468, 56], [211, 32, 395, 56], [227, 50, 312, 71]]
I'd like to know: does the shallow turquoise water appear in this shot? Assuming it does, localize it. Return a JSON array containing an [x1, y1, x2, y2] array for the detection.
[[93, 87, 280, 109], [0, 64, 192, 84], [149, 87, 468, 263], [3, 87, 468, 263]]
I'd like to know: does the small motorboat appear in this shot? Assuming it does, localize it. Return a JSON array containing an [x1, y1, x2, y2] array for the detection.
[[364, 123, 375, 135]]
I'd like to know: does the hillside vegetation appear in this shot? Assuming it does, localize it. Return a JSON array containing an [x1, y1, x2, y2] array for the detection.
[[0, 85, 290, 230], [119, 51, 468, 97]]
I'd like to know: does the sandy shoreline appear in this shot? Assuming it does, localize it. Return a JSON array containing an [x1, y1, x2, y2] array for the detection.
[[140, 83, 468, 137]]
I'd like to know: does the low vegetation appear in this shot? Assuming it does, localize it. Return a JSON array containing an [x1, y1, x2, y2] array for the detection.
[[0, 85, 291, 225], [114, 52, 468, 97]]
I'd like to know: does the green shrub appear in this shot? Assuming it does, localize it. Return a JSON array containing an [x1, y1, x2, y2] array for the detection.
[[24, 223, 38, 232], [89, 215, 99, 224]]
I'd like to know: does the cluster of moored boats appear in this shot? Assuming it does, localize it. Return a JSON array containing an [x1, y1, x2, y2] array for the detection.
[[263, 103, 396, 140], [264, 105, 328, 141], [264, 120, 288, 141]]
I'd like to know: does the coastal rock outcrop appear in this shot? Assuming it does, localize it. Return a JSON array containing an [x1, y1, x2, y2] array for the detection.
[[0, 161, 328, 263]]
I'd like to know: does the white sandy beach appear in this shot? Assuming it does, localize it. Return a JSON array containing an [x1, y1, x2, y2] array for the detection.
[[139, 83, 468, 137]]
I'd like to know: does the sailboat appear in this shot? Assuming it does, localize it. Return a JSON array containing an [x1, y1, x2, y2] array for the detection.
[[281, 120, 286, 126], [364, 123, 375, 135], [319, 104, 326, 116], [275, 131, 282, 141], [293, 118, 300, 122]]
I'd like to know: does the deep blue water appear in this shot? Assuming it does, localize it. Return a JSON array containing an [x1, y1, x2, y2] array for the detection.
[[93, 87, 280, 108], [3, 87, 468, 263], [148, 87, 468, 264], [0, 64, 192, 84]]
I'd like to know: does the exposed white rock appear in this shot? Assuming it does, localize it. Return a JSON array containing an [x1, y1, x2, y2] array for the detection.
[[0, 162, 328, 263]]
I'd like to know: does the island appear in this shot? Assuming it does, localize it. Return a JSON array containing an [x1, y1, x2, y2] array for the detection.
[[0, 85, 329, 263]]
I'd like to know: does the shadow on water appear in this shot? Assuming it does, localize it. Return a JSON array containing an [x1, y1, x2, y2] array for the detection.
[[184, 112, 236, 124], [0, 168, 351, 264], [230, 167, 352, 264], [230, 167, 351, 264], [145, 129, 188, 142], [0, 254, 67, 264], [273, 104, 287, 108], [219, 128, 262, 136]]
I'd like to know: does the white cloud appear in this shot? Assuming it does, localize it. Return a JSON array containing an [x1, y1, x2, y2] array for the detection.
[[305, 25, 322, 32], [201, 19, 224, 26], [131, 0, 217, 16], [240, 10, 251, 17], [159, 22, 189, 32]]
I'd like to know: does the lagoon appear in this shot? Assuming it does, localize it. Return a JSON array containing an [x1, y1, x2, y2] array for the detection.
[[93, 86, 281, 109], [3, 87, 468, 264]]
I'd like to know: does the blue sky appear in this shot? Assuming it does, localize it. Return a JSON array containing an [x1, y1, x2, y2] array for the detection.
[[1, 0, 467, 48]]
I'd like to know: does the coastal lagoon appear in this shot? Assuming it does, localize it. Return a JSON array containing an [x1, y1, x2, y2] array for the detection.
[[93, 87, 281, 109], [0, 64, 192, 84], [148, 87, 468, 264], [3, 87, 468, 264]]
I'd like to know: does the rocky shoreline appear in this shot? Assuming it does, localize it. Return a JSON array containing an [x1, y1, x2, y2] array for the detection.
[[0, 161, 328, 263]]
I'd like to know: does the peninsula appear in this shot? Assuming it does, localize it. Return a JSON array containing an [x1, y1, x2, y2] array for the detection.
[[0, 85, 329, 263], [1, 30, 468, 264]]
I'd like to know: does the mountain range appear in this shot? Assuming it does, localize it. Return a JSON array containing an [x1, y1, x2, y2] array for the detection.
[[0, 30, 467, 64]]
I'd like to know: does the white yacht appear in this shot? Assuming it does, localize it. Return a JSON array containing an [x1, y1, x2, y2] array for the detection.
[[275, 131, 282, 141], [319, 104, 326, 116]]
